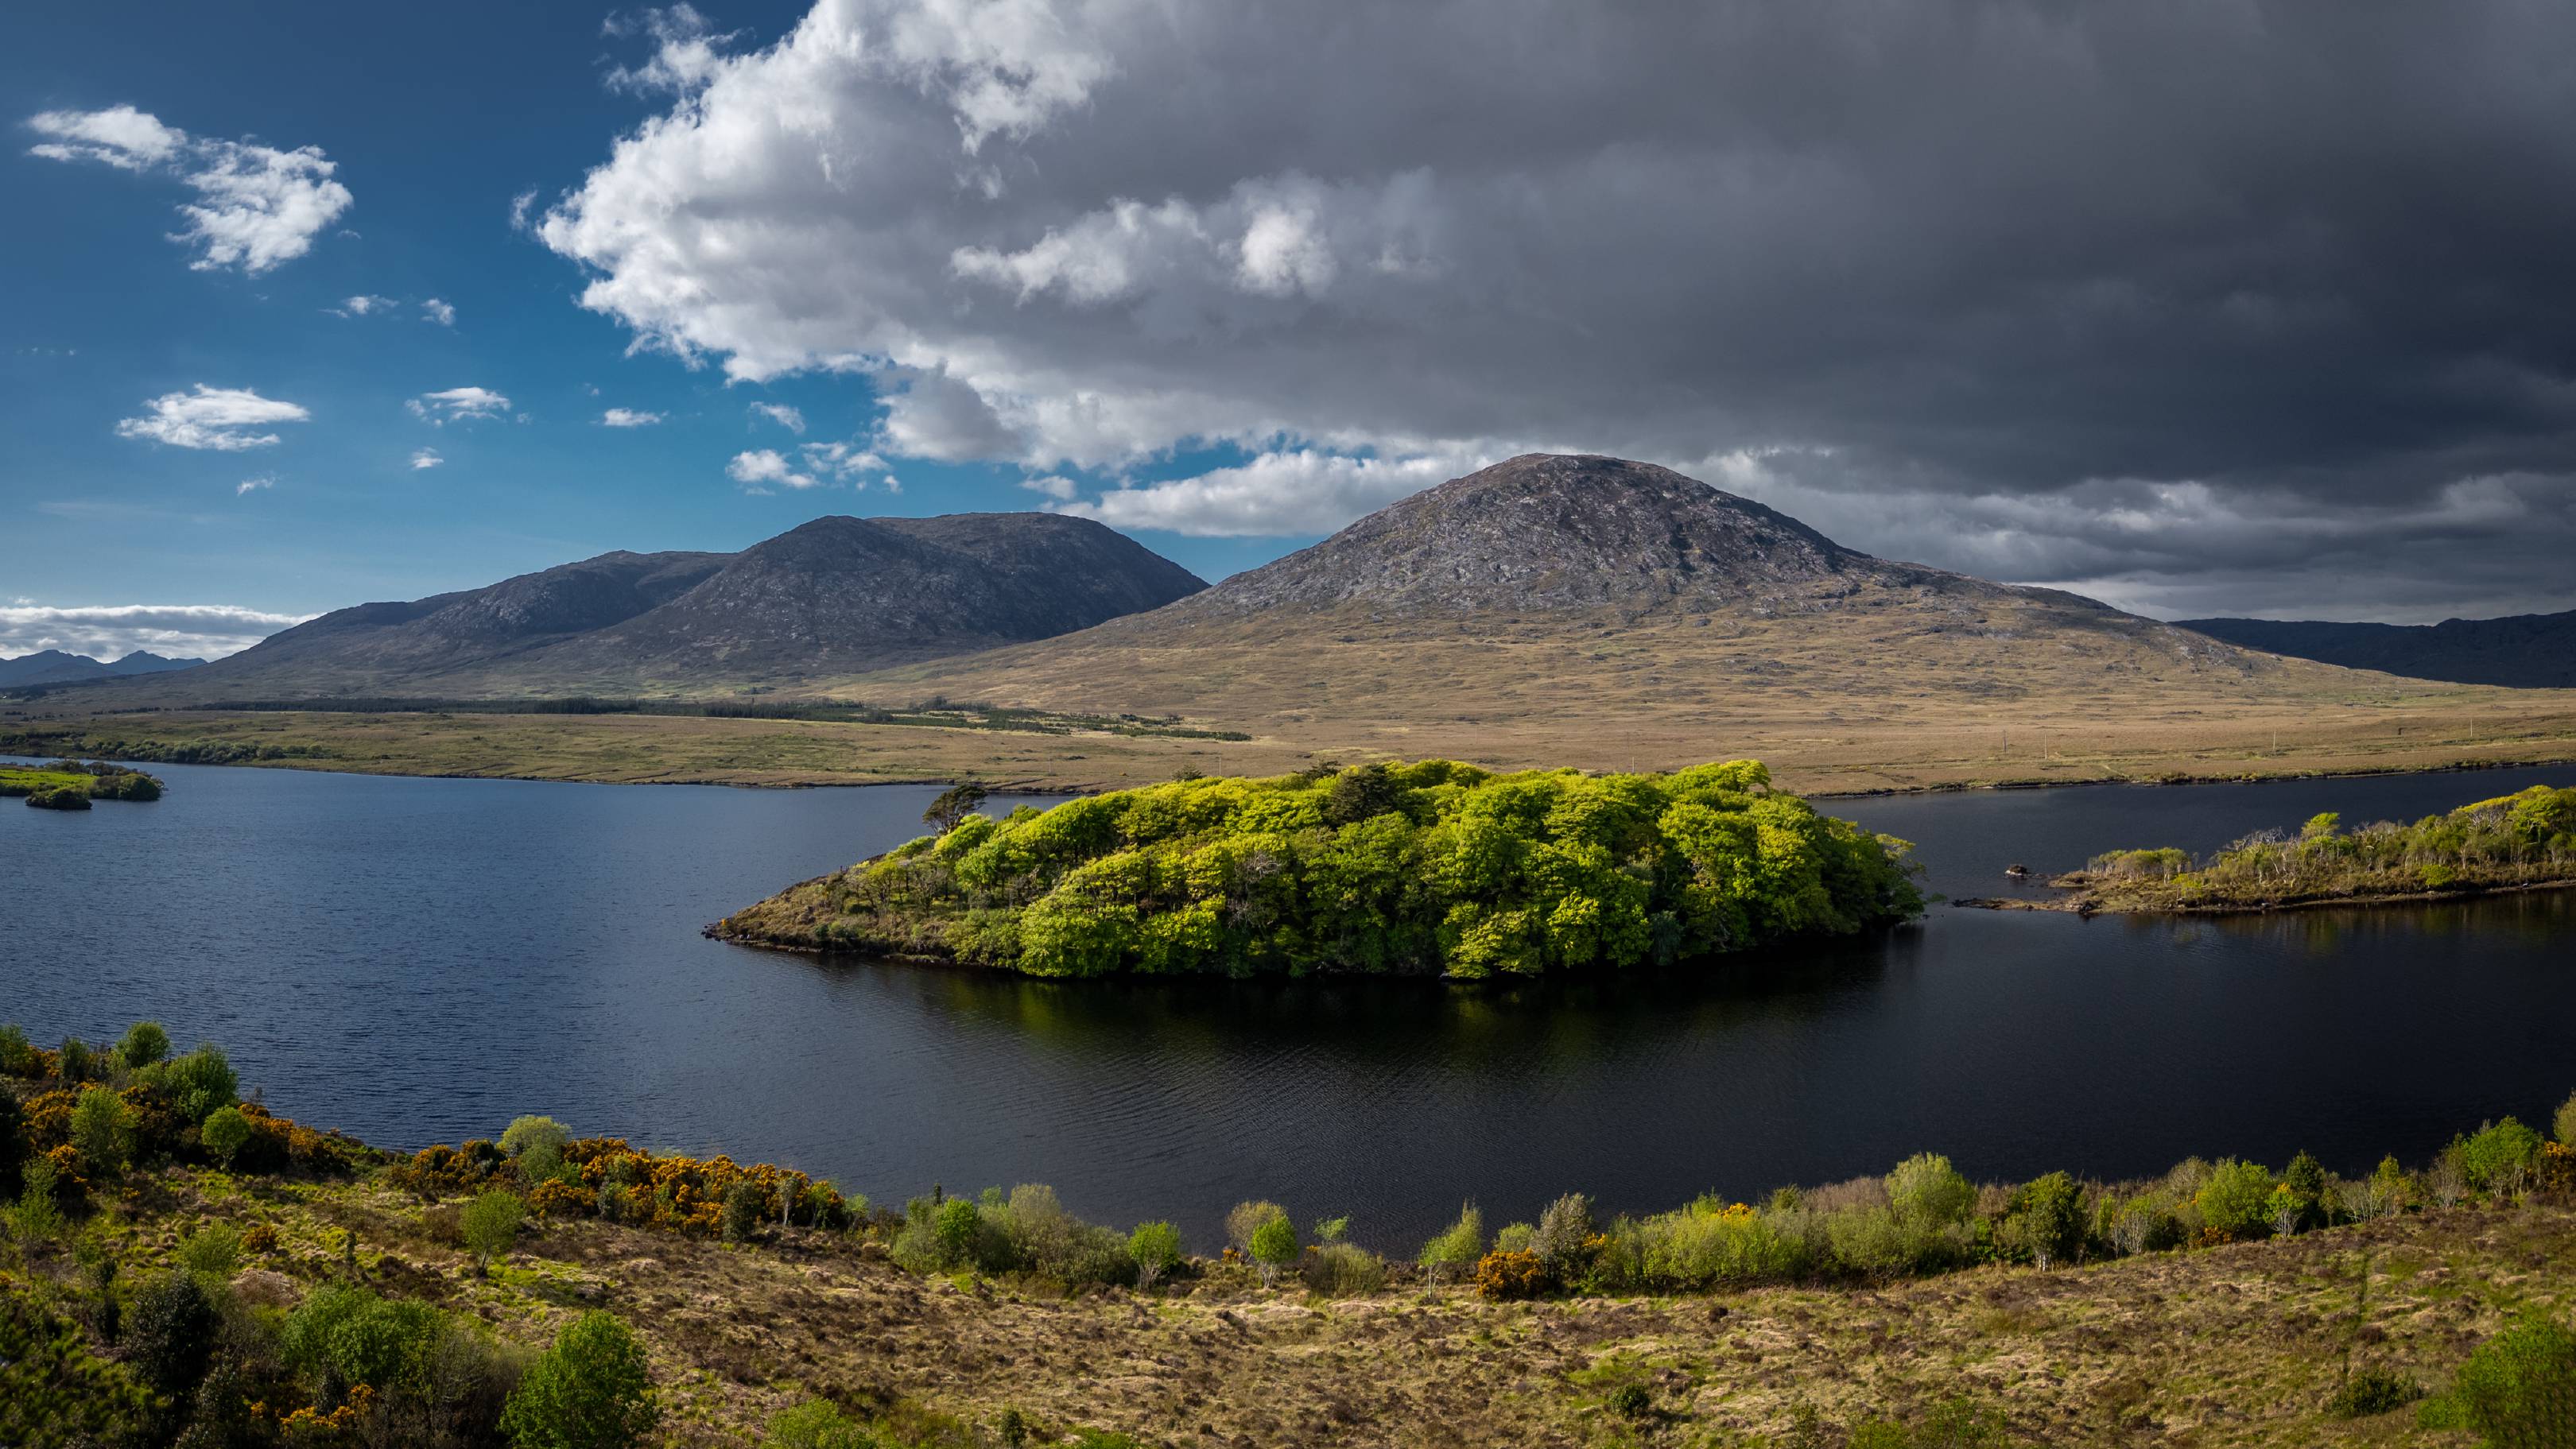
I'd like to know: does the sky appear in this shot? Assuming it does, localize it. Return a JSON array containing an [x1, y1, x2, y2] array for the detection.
[[8, 1, 2576, 661]]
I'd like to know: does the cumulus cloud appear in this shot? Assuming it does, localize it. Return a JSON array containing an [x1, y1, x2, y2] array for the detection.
[[409, 447, 444, 470], [407, 386, 510, 424], [0, 602, 312, 661], [1060, 450, 1488, 536], [1020, 474, 1077, 501], [421, 297, 456, 326], [332, 294, 395, 317], [599, 407, 664, 427], [235, 475, 275, 496], [116, 385, 310, 451], [529, 0, 2576, 618], [27, 104, 352, 273], [727, 447, 818, 490], [747, 401, 805, 433]]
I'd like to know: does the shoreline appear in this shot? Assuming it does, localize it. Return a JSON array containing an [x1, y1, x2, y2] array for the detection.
[[1956, 876, 2576, 917]]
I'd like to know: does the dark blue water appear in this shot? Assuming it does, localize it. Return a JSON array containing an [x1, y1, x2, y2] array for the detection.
[[5, 758, 2571, 1249]]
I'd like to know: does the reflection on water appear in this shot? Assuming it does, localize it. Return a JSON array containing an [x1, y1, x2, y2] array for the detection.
[[5, 757, 2571, 1249]]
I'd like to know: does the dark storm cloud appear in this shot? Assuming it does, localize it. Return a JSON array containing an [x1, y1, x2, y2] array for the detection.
[[540, 0, 2576, 618]]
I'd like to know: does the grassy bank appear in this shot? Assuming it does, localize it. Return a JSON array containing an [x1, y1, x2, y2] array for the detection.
[[1, 760, 164, 808], [7, 1020, 2576, 1446], [2013, 783, 2576, 914]]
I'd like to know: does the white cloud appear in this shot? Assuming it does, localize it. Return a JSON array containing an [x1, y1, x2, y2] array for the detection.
[[799, 440, 886, 486], [235, 475, 275, 496], [421, 297, 456, 326], [409, 447, 444, 470], [1058, 449, 1486, 536], [728, 447, 820, 490], [115, 385, 311, 451], [606, 5, 738, 95], [509, 188, 540, 231], [407, 386, 510, 424], [332, 294, 395, 317], [599, 407, 665, 427], [747, 401, 805, 433], [1020, 474, 1078, 501], [0, 602, 313, 661], [29, 105, 352, 273]]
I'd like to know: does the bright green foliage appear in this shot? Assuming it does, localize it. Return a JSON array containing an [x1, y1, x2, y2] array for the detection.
[[1225, 1200, 1287, 1254], [763, 1398, 879, 1449], [1128, 1221, 1182, 1288], [283, 1283, 444, 1396], [933, 1198, 983, 1268], [2455, 1118, 2544, 1193], [501, 1311, 659, 1449], [1249, 1214, 1299, 1282], [1420, 1203, 1484, 1283], [1887, 1153, 1976, 1228], [2196, 1159, 2277, 1240], [1848, 1398, 2014, 1448], [2082, 784, 2576, 907], [177, 1222, 241, 1283], [1, 1280, 153, 1447], [2447, 1312, 2576, 1448], [821, 758, 1919, 978], [138, 1044, 238, 1124], [2558, 1091, 2576, 1149], [69, 1086, 134, 1175], [199, 1105, 252, 1167], [501, 1114, 571, 1160], [2279, 1149, 2327, 1231], [2015, 1171, 2086, 1266], [115, 1021, 170, 1069], [463, 1189, 526, 1265], [9, 1160, 66, 1243]]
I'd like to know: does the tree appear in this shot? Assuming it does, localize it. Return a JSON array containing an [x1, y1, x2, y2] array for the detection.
[[0, 1090, 24, 1194], [1249, 1215, 1299, 1286], [69, 1086, 134, 1176], [115, 1021, 170, 1070], [924, 785, 990, 833], [2449, 1312, 2576, 1449], [933, 1198, 983, 1269], [2196, 1159, 2276, 1240], [502, 1114, 572, 1183], [1224, 1200, 1287, 1257], [462, 1189, 526, 1269], [1419, 1203, 1484, 1285], [126, 1273, 219, 1400], [1129, 1221, 1182, 1289], [762, 1399, 874, 1449], [501, 1311, 660, 1449], [2016, 1172, 2086, 1267], [1530, 1194, 1596, 1286], [200, 1106, 252, 1168], [722, 1182, 766, 1244], [141, 1046, 238, 1124], [1321, 763, 1406, 827], [1887, 1153, 1975, 1228], [2559, 1091, 2576, 1149]]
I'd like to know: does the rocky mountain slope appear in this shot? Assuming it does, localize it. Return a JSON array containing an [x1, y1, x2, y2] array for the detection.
[[0, 649, 204, 688], [2182, 609, 2576, 689], [138, 513, 1205, 699], [835, 455, 2422, 776]]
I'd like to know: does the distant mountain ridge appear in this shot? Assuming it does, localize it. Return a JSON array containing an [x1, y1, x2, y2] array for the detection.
[[2179, 610, 2576, 688], [131, 513, 1206, 699], [0, 649, 204, 688]]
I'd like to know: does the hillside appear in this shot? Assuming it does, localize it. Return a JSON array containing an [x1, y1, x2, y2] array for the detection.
[[832, 455, 2562, 784], [2182, 610, 2576, 688], [0, 649, 202, 687], [114, 513, 1205, 699]]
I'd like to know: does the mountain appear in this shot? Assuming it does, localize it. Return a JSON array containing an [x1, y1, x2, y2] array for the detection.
[[832, 454, 2415, 772], [0, 649, 205, 688], [132, 513, 1206, 699], [2178, 610, 2576, 688]]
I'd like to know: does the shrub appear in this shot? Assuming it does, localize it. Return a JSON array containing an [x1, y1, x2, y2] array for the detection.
[[0, 1090, 23, 1194], [177, 1222, 241, 1283], [723, 1181, 767, 1243], [462, 1189, 526, 1266], [8, 1159, 67, 1243], [1419, 1203, 1484, 1284], [57, 1037, 98, 1083], [2279, 1149, 2327, 1231], [933, 1198, 983, 1269], [139, 1046, 237, 1125], [115, 1021, 170, 1070], [503, 1114, 572, 1183], [1129, 1221, 1183, 1289], [2195, 1159, 2275, 1241], [1887, 1153, 1975, 1228], [0, 1025, 37, 1078], [2326, 1368, 2423, 1419], [281, 1282, 445, 1400], [126, 1272, 219, 1399], [2558, 1091, 2576, 1149], [764, 1398, 877, 1449], [199, 1105, 252, 1168], [1530, 1193, 1596, 1287], [500, 1311, 659, 1449], [1249, 1214, 1300, 1286], [1224, 1199, 1287, 1256], [2014, 1171, 2086, 1267], [2457, 1118, 2543, 1195], [69, 1086, 134, 1176], [1607, 1383, 1653, 1420], [1475, 1249, 1547, 1300], [2447, 1312, 2576, 1448], [1304, 1242, 1387, 1296]]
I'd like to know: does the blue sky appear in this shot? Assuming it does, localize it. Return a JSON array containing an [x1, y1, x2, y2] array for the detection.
[[9, 2, 2574, 661], [2, 2, 1301, 659]]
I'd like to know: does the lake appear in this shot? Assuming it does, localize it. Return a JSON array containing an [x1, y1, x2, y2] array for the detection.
[[5, 757, 2571, 1250]]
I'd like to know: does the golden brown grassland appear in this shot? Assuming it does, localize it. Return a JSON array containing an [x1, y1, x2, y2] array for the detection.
[[26, 1160, 2576, 1447]]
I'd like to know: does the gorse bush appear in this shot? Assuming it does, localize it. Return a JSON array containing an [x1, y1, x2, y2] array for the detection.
[[791, 758, 1920, 978]]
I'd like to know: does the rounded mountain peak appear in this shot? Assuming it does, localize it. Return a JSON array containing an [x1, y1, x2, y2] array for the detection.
[[1189, 453, 1879, 615]]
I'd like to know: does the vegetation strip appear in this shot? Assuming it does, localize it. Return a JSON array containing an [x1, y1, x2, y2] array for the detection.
[[7, 1019, 2576, 1446], [1968, 782, 2576, 914], [714, 758, 1924, 978]]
